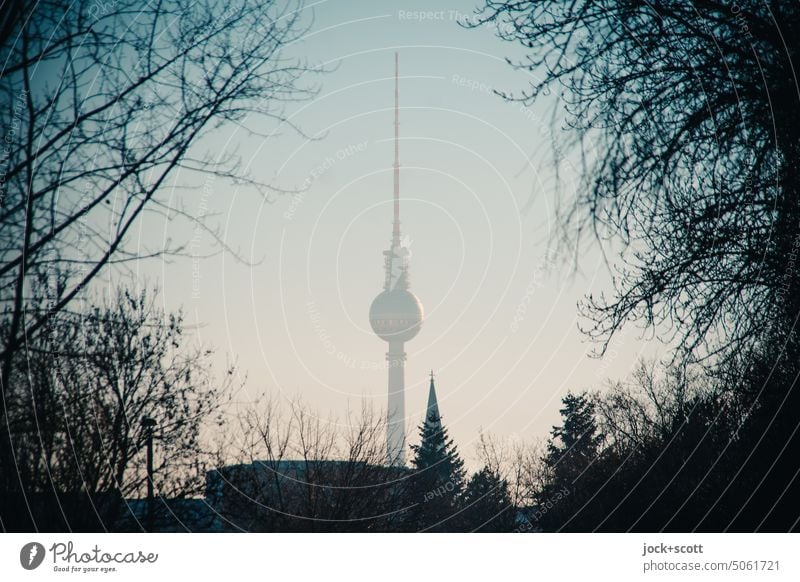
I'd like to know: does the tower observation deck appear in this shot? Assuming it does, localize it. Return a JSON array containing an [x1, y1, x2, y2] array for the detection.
[[368, 53, 424, 466]]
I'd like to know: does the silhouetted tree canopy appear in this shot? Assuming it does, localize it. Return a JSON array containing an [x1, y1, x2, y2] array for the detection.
[[0, 0, 315, 522], [404, 409, 466, 531], [2, 287, 233, 530], [475, 1, 800, 366], [544, 392, 603, 491], [462, 466, 515, 532]]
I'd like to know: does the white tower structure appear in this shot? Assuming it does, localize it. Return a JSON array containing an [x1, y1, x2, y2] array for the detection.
[[369, 53, 424, 466]]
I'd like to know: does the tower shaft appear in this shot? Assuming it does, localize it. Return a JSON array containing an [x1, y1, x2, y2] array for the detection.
[[386, 340, 406, 465], [369, 52, 423, 467], [387, 52, 404, 467]]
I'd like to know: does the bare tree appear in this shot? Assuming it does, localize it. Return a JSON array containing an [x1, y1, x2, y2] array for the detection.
[[3, 287, 235, 530], [0, 0, 315, 520], [473, 1, 800, 366], [212, 397, 407, 532], [474, 432, 539, 509], [596, 360, 705, 453]]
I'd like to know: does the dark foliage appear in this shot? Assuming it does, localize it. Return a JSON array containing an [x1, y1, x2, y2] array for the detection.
[[403, 409, 467, 531], [462, 466, 515, 532], [0, 0, 314, 518], [473, 0, 800, 532], [0, 289, 231, 531], [530, 356, 800, 531], [475, 0, 800, 365]]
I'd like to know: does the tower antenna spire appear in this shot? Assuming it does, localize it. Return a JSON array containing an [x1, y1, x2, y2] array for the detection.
[[393, 51, 401, 246], [369, 52, 424, 466]]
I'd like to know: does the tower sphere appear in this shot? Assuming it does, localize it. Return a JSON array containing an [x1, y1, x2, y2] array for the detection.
[[369, 288, 424, 342]]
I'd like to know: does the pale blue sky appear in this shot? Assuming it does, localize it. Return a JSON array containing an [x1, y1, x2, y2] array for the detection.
[[128, 0, 659, 464]]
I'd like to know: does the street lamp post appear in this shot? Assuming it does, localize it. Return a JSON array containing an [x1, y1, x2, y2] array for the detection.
[[141, 417, 157, 532]]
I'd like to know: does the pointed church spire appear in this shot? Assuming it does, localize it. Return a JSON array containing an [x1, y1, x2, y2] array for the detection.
[[425, 370, 442, 434], [407, 371, 466, 531]]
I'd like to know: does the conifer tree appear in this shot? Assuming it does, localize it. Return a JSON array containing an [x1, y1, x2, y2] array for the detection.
[[533, 391, 604, 530], [545, 392, 603, 490], [462, 466, 515, 532], [404, 388, 466, 531]]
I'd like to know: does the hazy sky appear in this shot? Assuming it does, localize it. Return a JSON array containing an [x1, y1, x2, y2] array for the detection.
[[126, 0, 661, 464]]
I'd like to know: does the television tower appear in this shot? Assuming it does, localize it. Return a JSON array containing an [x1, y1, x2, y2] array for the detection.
[[369, 53, 424, 466]]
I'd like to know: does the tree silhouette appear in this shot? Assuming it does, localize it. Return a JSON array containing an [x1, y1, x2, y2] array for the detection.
[[474, 1, 800, 367], [462, 466, 515, 532], [2, 287, 234, 531], [404, 408, 466, 532], [544, 392, 603, 490], [474, 0, 800, 532], [0, 0, 315, 504], [529, 392, 603, 530], [213, 398, 408, 532]]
